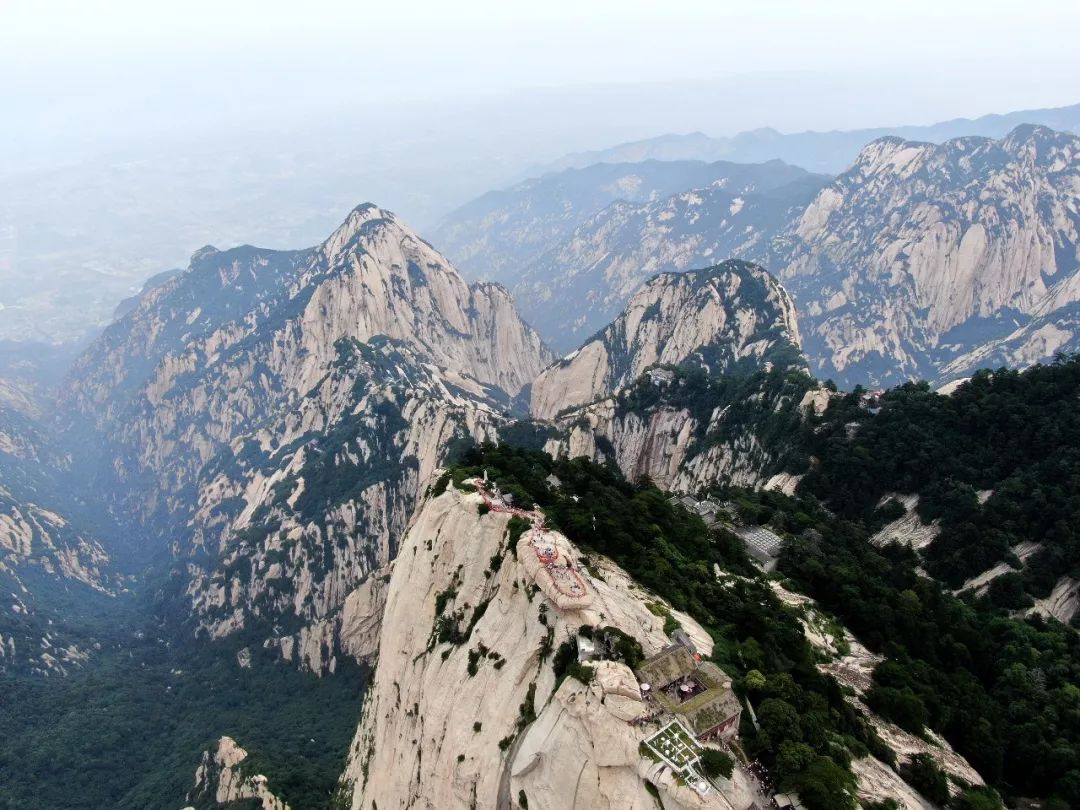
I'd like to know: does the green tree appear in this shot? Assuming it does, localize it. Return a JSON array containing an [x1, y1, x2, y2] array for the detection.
[[899, 754, 950, 805], [757, 698, 803, 743], [794, 755, 857, 810], [699, 748, 734, 780]]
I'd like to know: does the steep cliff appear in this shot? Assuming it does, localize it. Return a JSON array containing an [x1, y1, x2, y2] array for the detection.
[[530, 260, 804, 420], [528, 262, 816, 492], [0, 401, 121, 675], [434, 159, 815, 289], [57, 203, 553, 667], [340, 482, 757, 810], [0, 482, 116, 676], [540, 372, 821, 493], [187, 736, 291, 810], [781, 124, 1080, 385]]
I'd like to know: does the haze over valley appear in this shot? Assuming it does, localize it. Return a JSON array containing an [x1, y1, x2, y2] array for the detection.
[[3, 3, 1080, 810]]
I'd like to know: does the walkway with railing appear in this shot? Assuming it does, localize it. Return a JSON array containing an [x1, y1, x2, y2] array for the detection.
[[475, 478, 589, 600]]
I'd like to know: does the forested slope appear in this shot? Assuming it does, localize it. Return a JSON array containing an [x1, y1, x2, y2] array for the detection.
[[444, 445, 1006, 810]]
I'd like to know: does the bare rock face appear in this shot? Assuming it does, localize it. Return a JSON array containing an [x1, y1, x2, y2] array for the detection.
[[539, 387, 812, 494], [57, 203, 553, 668], [529, 262, 816, 492], [340, 483, 739, 810], [513, 177, 825, 354], [1028, 576, 1080, 624], [0, 485, 111, 594], [0, 411, 118, 675], [780, 125, 1080, 385], [939, 300, 1080, 384], [530, 260, 803, 420], [433, 159, 817, 290], [190, 736, 290, 810]]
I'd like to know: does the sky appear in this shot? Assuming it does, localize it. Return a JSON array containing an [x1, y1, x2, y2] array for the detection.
[[4, 0, 1080, 164], [1, 0, 1079, 346], [5, 1, 1080, 92]]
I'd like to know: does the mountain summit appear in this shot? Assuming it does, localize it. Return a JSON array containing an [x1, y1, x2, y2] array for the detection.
[[58, 203, 553, 667]]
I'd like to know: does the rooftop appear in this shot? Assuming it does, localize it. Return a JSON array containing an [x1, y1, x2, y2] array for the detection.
[[735, 525, 784, 562], [635, 643, 697, 689], [638, 645, 742, 738]]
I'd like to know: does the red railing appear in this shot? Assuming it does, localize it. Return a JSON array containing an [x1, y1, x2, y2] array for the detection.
[[475, 479, 591, 598]]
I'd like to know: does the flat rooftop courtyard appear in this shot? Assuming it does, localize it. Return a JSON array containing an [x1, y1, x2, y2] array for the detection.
[[643, 720, 702, 773]]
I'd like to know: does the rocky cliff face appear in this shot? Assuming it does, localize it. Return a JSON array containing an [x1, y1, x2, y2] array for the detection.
[[340, 482, 757, 810], [188, 736, 291, 810], [433, 159, 815, 289], [540, 378, 822, 494], [57, 203, 553, 668], [938, 300, 1080, 382], [0, 480, 116, 676], [513, 177, 825, 353], [0, 401, 121, 675], [530, 260, 803, 420], [527, 261, 816, 492], [487, 125, 1080, 385], [781, 124, 1080, 385], [0, 483, 111, 594]]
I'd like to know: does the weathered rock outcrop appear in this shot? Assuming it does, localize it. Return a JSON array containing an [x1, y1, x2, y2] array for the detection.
[[340, 482, 749, 810], [530, 261, 803, 420], [189, 736, 290, 810], [0, 484, 111, 593], [1028, 576, 1080, 624], [528, 262, 816, 492], [538, 375, 816, 494], [57, 204, 553, 667]]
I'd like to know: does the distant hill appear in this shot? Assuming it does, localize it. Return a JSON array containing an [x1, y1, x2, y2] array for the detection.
[[535, 101, 1080, 175], [431, 158, 814, 286], [497, 125, 1080, 388]]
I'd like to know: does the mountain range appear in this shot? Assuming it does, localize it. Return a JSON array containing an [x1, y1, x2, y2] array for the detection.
[[5, 108, 1080, 810], [536, 100, 1080, 175], [438, 124, 1080, 387]]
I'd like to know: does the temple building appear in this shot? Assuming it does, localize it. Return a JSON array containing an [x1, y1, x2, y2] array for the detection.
[[734, 525, 784, 572], [634, 643, 742, 741]]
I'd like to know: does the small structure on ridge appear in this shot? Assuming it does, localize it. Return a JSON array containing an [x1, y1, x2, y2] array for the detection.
[[635, 643, 742, 741]]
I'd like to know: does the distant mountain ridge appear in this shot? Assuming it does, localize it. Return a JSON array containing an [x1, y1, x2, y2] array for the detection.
[[513, 173, 827, 353], [432, 158, 816, 287], [536, 100, 1080, 175], [474, 125, 1080, 387], [781, 124, 1080, 385]]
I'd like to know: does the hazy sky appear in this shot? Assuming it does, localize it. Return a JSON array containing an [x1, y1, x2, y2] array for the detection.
[[1, 0, 1079, 345], [4, 0, 1079, 150], [5, 1, 1080, 92]]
